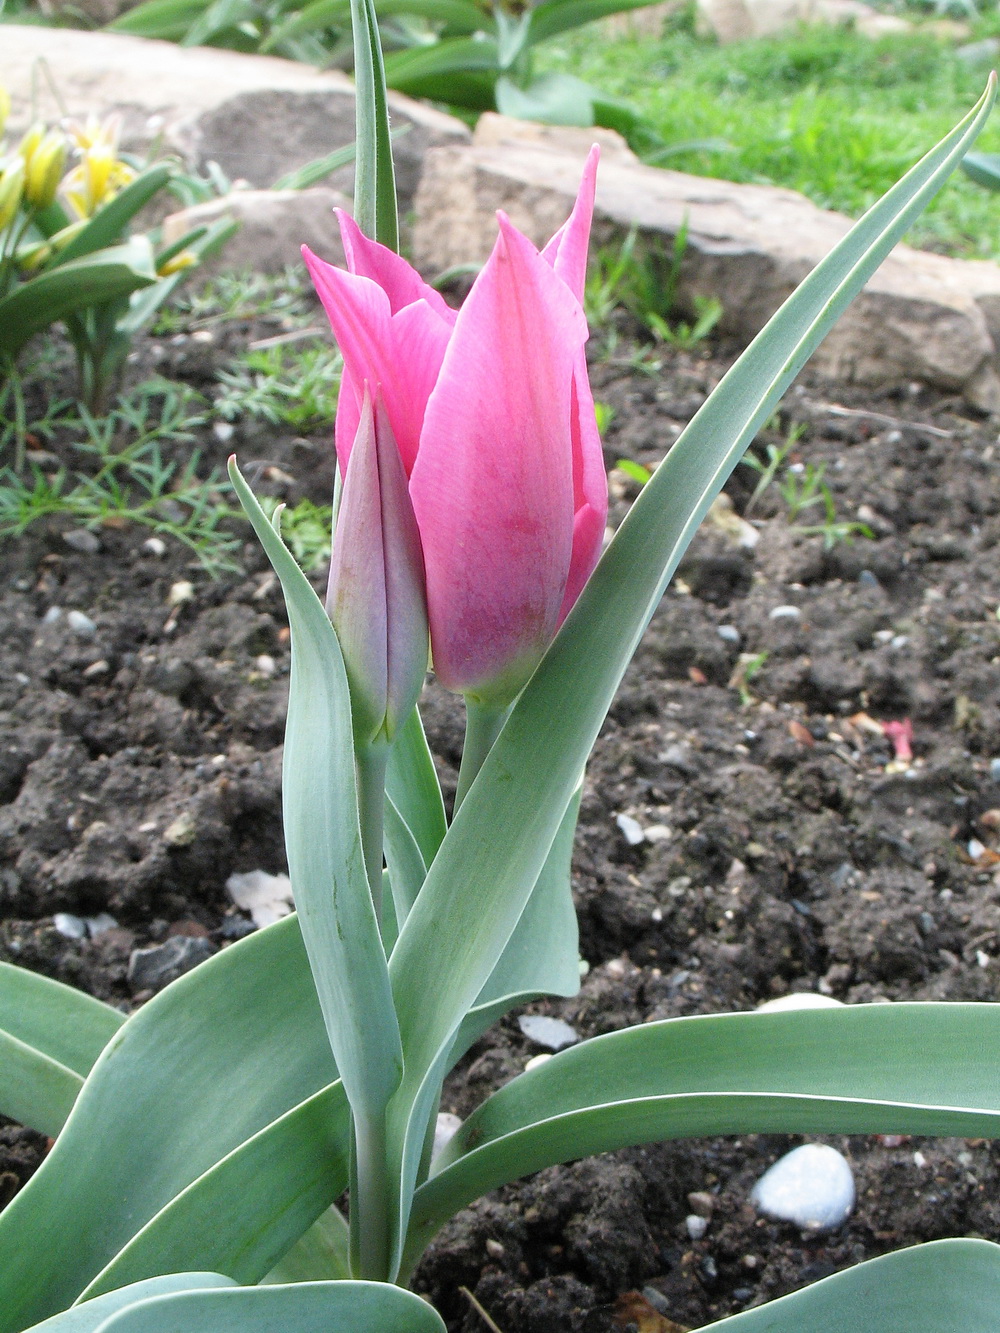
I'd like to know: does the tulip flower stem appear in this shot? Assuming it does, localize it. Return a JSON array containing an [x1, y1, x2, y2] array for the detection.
[[454, 700, 511, 814], [356, 741, 389, 923]]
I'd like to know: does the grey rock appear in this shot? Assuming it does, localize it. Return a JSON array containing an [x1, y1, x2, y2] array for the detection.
[[67, 610, 98, 638], [128, 935, 216, 992], [85, 912, 119, 938], [63, 529, 101, 553], [518, 1014, 579, 1051], [161, 187, 350, 279], [1, 27, 469, 218], [751, 1144, 855, 1231], [956, 36, 1000, 64], [413, 115, 1000, 408]]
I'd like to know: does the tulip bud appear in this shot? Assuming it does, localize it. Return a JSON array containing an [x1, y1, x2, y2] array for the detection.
[[327, 386, 428, 748], [0, 157, 25, 232], [17, 122, 45, 167], [24, 130, 67, 209]]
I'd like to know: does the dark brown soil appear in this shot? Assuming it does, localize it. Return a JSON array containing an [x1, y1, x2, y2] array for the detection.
[[3, 309, 1000, 1332]]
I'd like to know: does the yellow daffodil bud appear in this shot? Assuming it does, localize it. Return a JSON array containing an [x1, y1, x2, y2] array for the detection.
[[0, 156, 26, 231], [0, 87, 10, 140], [24, 130, 67, 209], [18, 121, 45, 167], [156, 248, 197, 277]]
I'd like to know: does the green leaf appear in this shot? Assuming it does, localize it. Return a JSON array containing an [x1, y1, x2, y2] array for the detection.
[[406, 1003, 1000, 1266], [447, 787, 581, 1071], [350, 0, 399, 249], [495, 73, 593, 127], [53, 167, 173, 266], [385, 706, 447, 871], [384, 795, 428, 926], [961, 150, 1000, 190], [0, 239, 157, 360], [24, 1275, 236, 1333], [384, 78, 997, 1278], [90, 1280, 447, 1333], [0, 962, 124, 1137], [261, 1204, 352, 1284], [108, 0, 208, 37], [0, 962, 124, 1078], [0, 916, 334, 1333], [526, 0, 663, 45], [264, 0, 484, 50], [230, 461, 402, 1122], [697, 1239, 1000, 1333], [383, 36, 500, 108], [181, 0, 256, 43], [118, 217, 239, 336], [81, 1080, 350, 1298]]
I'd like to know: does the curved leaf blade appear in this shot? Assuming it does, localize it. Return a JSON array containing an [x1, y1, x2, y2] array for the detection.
[[350, 0, 398, 248], [385, 79, 997, 1275], [405, 1003, 1000, 1265], [53, 167, 173, 266], [698, 1239, 1000, 1332], [0, 960, 123, 1078], [385, 706, 446, 871], [229, 461, 402, 1121], [24, 1276, 236, 1333], [0, 916, 334, 1333], [81, 1082, 351, 1299], [0, 1032, 81, 1140], [91, 1281, 446, 1333]]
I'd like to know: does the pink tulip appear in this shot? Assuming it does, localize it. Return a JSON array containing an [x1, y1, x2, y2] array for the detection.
[[304, 147, 607, 707], [327, 387, 428, 746]]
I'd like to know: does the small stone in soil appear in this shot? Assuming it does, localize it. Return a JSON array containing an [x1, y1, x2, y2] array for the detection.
[[858, 569, 881, 588], [85, 913, 118, 938], [717, 624, 741, 644], [67, 610, 97, 637], [143, 537, 167, 557], [615, 813, 645, 846], [990, 759, 1000, 782], [769, 605, 802, 620], [686, 1214, 708, 1240], [63, 529, 101, 554], [750, 1144, 855, 1231], [226, 869, 294, 928], [42, 606, 62, 624], [54, 913, 87, 940], [518, 1015, 578, 1051], [128, 936, 216, 993], [433, 1112, 462, 1159]]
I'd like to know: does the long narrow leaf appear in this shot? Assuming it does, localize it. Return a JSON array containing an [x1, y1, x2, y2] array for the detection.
[[386, 706, 446, 870], [526, 0, 666, 45], [54, 167, 173, 266], [350, 0, 398, 248], [384, 81, 997, 1277], [91, 1280, 446, 1333], [404, 1002, 1000, 1266], [0, 916, 334, 1333], [0, 962, 124, 1077], [697, 1239, 1000, 1333], [0, 1034, 82, 1140], [229, 462, 403, 1124]]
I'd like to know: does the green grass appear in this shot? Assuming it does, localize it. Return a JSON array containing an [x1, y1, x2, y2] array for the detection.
[[541, 12, 1000, 257]]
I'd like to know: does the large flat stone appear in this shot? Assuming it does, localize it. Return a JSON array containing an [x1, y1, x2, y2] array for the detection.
[[413, 115, 1000, 409], [0, 26, 469, 209]]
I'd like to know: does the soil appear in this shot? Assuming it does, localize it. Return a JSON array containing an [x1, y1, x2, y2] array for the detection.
[[4, 301, 1000, 1333]]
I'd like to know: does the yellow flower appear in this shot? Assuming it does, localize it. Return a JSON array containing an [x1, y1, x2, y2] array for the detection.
[[0, 87, 10, 141], [157, 248, 198, 277], [24, 129, 67, 209], [0, 156, 25, 231], [62, 127, 136, 219]]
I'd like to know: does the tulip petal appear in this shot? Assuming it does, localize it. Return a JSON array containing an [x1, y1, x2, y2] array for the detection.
[[558, 353, 608, 624], [327, 390, 429, 745], [303, 245, 452, 476], [541, 145, 599, 303], [337, 209, 457, 325], [327, 390, 389, 743], [411, 215, 588, 703]]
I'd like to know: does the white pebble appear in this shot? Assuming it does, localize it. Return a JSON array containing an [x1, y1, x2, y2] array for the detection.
[[63, 529, 101, 554], [977, 950, 990, 969], [213, 421, 235, 443], [525, 1053, 552, 1072], [42, 606, 62, 624], [644, 824, 672, 843], [969, 838, 987, 859], [717, 625, 741, 644], [143, 537, 167, 557], [686, 1214, 709, 1240], [518, 1014, 578, 1051], [67, 610, 97, 637], [913, 1151, 927, 1168], [168, 581, 195, 606], [615, 813, 645, 846], [432, 1112, 462, 1160], [85, 913, 118, 938], [769, 605, 802, 621], [750, 1144, 855, 1231], [757, 993, 845, 1013], [54, 913, 87, 939]]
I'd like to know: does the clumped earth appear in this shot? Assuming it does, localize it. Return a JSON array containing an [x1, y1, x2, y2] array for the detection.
[[3, 298, 1000, 1332]]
